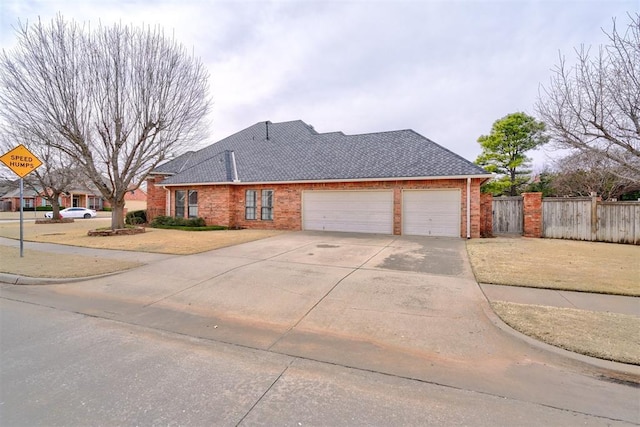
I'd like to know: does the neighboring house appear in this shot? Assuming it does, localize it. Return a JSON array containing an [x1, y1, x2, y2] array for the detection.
[[0, 181, 109, 212], [60, 184, 106, 210], [0, 179, 19, 211], [0, 186, 43, 211], [147, 120, 491, 238], [124, 188, 147, 212]]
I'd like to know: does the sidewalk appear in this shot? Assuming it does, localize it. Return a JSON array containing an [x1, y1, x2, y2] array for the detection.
[[480, 283, 639, 317]]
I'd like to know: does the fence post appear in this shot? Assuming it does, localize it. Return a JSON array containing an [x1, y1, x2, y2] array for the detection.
[[522, 192, 543, 238], [590, 193, 598, 241]]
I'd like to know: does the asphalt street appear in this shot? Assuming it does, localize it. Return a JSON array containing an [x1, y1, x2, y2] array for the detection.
[[1, 298, 634, 426]]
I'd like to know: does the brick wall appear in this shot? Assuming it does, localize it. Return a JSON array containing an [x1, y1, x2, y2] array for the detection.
[[146, 175, 169, 221], [193, 186, 232, 225], [522, 192, 543, 238], [147, 178, 485, 238]]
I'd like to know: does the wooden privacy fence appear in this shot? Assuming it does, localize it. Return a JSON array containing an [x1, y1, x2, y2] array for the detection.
[[542, 197, 640, 244], [481, 193, 640, 244], [492, 196, 523, 234], [542, 198, 593, 240]]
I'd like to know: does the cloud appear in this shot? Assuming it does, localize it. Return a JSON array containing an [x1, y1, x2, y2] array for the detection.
[[0, 0, 636, 168]]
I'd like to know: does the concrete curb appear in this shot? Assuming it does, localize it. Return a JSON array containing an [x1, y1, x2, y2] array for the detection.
[[475, 283, 640, 378], [0, 270, 127, 286]]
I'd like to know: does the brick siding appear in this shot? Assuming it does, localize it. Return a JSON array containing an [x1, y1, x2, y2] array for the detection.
[[146, 175, 169, 220]]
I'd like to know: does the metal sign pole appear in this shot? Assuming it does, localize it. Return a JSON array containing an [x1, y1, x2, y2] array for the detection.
[[19, 178, 24, 257], [0, 144, 43, 258]]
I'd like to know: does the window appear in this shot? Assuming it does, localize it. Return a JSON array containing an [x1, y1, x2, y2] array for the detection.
[[245, 190, 257, 220], [175, 190, 186, 218], [261, 190, 273, 220], [88, 196, 101, 210], [188, 190, 198, 218]]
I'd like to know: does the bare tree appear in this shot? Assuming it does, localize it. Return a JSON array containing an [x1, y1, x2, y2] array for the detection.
[[550, 151, 640, 200], [0, 15, 210, 229], [536, 13, 640, 182]]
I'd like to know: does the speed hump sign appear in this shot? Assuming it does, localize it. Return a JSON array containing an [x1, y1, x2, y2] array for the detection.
[[0, 144, 43, 178]]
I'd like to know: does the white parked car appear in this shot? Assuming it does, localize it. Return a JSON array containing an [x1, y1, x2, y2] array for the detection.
[[45, 207, 97, 219]]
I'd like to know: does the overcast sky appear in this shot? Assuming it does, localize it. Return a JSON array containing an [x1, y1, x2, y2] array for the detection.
[[0, 0, 636, 169]]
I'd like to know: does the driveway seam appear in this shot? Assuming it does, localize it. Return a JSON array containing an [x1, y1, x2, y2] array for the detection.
[[266, 236, 400, 351]]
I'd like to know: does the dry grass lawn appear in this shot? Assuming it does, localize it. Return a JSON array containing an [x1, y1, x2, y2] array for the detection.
[[0, 218, 283, 279], [0, 245, 141, 278], [492, 301, 640, 365], [468, 237, 640, 364], [0, 218, 283, 254], [466, 237, 640, 296]]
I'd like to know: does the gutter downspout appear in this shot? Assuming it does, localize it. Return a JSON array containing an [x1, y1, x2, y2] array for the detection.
[[163, 186, 170, 216], [466, 178, 471, 239]]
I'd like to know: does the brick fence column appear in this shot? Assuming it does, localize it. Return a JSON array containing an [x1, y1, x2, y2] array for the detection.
[[479, 193, 493, 237], [522, 192, 543, 238]]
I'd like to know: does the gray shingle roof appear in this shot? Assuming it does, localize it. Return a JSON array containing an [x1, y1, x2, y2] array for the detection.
[[155, 120, 490, 185]]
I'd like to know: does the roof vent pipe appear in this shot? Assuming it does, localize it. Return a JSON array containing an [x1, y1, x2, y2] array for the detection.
[[230, 151, 240, 182], [265, 121, 270, 140]]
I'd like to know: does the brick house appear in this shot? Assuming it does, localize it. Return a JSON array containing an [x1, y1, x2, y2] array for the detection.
[[147, 120, 491, 238]]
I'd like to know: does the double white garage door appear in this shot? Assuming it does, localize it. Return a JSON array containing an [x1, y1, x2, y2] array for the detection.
[[302, 190, 460, 237]]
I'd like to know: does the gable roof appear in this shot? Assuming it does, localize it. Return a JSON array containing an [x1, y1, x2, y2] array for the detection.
[[153, 120, 490, 185]]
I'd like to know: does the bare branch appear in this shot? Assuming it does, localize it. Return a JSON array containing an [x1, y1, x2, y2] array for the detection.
[[536, 13, 640, 181]]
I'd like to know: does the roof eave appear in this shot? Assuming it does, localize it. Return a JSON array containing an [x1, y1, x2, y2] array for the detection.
[[159, 174, 493, 187]]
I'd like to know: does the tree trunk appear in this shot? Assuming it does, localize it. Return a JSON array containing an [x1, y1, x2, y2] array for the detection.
[[509, 169, 518, 196], [50, 195, 62, 220], [110, 199, 126, 230]]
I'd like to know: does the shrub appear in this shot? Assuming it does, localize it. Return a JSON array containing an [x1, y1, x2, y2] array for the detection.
[[150, 215, 173, 226], [125, 209, 147, 225], [150, 215, 209, 228], [187, 217, 206, 227]]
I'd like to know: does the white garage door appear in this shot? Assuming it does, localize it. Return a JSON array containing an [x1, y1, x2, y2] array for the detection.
[[403, 190, 461, 237], [303, 191, 393, 234]]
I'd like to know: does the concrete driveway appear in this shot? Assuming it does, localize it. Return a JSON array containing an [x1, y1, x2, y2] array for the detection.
[[2, 232, 637, 422]]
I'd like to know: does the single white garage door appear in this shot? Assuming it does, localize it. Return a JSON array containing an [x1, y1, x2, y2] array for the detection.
[[403, 190, 461, 237], [303, 191, 393, 234]]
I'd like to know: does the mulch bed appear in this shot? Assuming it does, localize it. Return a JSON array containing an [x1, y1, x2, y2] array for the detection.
[[87, 227, 145, 236]]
